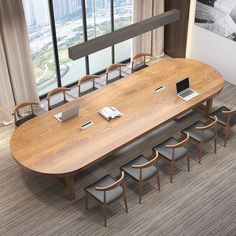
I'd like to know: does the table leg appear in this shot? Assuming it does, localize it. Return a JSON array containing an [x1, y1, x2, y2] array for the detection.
[[66, 175, 76, 201], [205, 99, 213, 117], [54, 175, 76, 201]]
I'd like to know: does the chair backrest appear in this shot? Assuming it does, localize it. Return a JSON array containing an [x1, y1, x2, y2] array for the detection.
[[196, 116, 218, 142], [132, 153, 159, 181], [78, 74, 99, 97], [165, 133, 190, 160], [12, 101, 38, 124], [46, 87, 71, 110], [95, 171, 125, 203], [222, 108, 236, 126], [105, 63, 126, 85], [131, 53, 151, 73]]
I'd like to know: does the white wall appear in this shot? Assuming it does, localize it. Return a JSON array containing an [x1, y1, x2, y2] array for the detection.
[[186, 0, 236, 85]]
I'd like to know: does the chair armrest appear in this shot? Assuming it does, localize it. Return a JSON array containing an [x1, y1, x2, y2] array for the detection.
[[132, 152, 159, 168], [222, 108, 236, 114], [133, 53, 152, 61], [165, 133, 190, 148], [196, 116, 218, 130], [47, 87, 71, 99], [95, 172, 124, 191], [106, 63, 127, 73], [78, 74, 100, 86], [12, 101, 39, 115]]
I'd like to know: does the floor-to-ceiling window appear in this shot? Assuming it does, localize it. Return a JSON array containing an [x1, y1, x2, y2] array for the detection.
[[23, 0, 57, 96], [23, 0, 133, 97], [53, 0, 86, 86], [86, 0, 112, 74], [114, 0, 133, 63]]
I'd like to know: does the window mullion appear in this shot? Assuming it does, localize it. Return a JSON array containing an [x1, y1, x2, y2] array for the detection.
[[48, 0, 62, 87], [81, 0, 90, 75], [111, 0, 115, 64]]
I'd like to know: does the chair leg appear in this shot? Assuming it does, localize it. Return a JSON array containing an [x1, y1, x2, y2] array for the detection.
[[123, 191, 128, 213], [199, 144, 203, 164], [85, 192, 89, 211], [169, 161, 174, 183], [224, 128, 229, 147], [214, 137, 217, 154], [103, 204, 107, 227], [138, 181, 143, 204], [187, 155, 190, 172], [157, 165, 160, 191], [122, 176, 128, 213]]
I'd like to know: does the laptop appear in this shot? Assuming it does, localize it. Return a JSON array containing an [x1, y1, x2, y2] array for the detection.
[[54, 105, 80, 122], [176, 78, 199, 101]]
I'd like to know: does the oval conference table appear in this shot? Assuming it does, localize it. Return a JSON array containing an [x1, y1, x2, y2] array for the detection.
[[10, 59, 224, 200]]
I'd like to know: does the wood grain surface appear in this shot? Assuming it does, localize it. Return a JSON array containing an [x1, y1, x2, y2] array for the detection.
[[10, 59, 224, 176]]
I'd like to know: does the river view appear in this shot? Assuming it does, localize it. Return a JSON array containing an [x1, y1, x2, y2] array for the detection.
[[38, 40, 131, 95]]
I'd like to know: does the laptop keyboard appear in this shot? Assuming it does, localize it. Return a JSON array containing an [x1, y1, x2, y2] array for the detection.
[[180, 89, 194, 97]]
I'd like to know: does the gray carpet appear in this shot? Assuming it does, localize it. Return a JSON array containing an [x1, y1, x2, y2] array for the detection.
[[0, 81, 236, 236]]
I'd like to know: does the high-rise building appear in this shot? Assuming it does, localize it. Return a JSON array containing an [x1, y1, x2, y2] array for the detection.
[[53, 0, 67, 20], [32, 0, 49, 25], [68, 0, 81, 15], [22, 0, 35, 26]]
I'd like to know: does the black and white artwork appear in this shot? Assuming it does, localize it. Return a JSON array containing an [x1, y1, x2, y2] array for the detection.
[[195, 0, 236, 41]]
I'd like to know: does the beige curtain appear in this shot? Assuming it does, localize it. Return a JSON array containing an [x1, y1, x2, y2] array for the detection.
[[0, 0, 39, 125], [132, 0, 164, 58]]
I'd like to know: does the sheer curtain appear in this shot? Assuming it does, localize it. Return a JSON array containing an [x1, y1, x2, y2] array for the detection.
[[132, 0, 164, 58], [0, 0, 39, 125]]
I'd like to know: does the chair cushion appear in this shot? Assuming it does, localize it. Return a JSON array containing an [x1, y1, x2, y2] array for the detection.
[[84, 175, 123, 204], [15, 114, 36, 127], [107, 75, 124, 84], [152, 137, 188, 161], [49, 100, 68, 110], [80, 87, 97, 97], [120, 155, 157, 181], [182, 121, 215, 143], [209, 106, 236, 126], [132, 64, 148, 73]]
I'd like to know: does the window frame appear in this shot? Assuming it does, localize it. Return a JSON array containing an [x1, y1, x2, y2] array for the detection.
[[29, 0, 132, 99]]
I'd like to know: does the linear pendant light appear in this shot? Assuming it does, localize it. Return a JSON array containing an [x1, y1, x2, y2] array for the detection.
[[68, 9, 180, 60]]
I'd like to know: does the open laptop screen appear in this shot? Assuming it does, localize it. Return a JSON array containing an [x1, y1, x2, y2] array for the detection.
[[176, 78, 189, 93]]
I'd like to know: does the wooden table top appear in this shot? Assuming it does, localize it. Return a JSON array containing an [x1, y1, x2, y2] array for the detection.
[[10, 59, 224, 176]]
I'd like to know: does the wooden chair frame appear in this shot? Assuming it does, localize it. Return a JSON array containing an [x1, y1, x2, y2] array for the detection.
[[153, 133, 190, 183], [12, 101, 39, 128], [105, 63, 126, 85], [221, 109, 236, 146], [78, 74, 100, 97], [85, 171, 127, 227], [124, 153, 160, 204], [210, 108, 236, 147], [46, 87, 71, 110], [131, 53, 151, 73], [187, 116, 218, 164]]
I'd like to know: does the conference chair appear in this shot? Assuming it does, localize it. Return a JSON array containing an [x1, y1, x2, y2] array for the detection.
[[208, 106, 236, 147], [46, 87, 71, 110], [77, 74, 100, 97], [84, 171, 128, 227], [182, 116, 218, 164], [131, 53, 151, 73], [105, 63, 126, 85], [120, 152, 160, 204], [152, 133, 190, 183], [12, 101, 39, 128]]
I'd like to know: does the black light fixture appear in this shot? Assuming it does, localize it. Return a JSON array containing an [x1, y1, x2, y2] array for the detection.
[[68, 9, 180, 60]]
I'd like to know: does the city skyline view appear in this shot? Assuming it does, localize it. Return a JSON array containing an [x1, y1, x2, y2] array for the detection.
[[23, 0, 133, 95]]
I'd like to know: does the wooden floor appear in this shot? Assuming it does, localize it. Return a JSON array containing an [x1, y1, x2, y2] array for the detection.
[[0, 81, 236, 235]]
